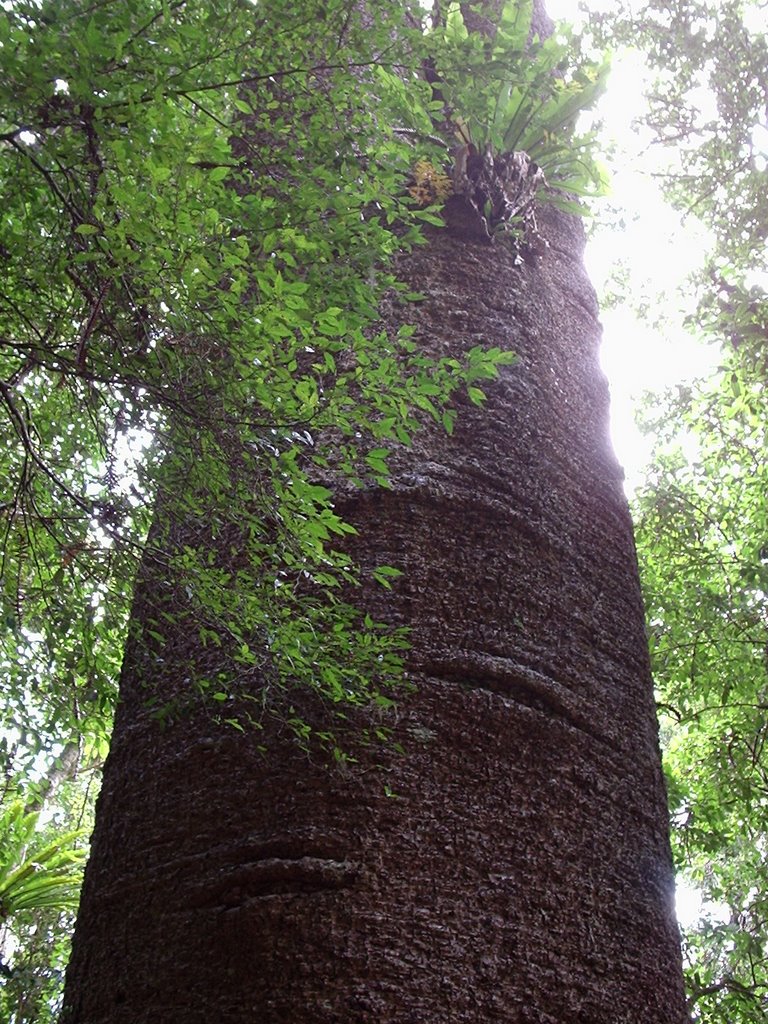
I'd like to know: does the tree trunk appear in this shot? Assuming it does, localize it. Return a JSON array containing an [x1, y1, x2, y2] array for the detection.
[[62, 6, 688, 1022], [62, 202, 688, 1022]]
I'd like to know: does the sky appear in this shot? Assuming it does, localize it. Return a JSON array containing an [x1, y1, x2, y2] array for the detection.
[[546, 0, 722, 494]]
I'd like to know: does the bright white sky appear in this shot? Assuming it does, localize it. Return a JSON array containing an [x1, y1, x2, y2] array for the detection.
[[547, 0, 722, 495]]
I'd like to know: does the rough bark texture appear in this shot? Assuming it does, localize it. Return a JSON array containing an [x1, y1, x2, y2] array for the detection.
[[63, 200, 688, 1023]]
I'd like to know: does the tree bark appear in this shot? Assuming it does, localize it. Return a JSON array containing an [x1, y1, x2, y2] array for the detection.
[[62, 2, 688, 1020], [62, 203, 688, 1022]]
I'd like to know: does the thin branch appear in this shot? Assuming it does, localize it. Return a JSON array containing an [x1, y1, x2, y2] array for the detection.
[[687, 974, 762, 1009], [0, 379, 94, 518], [97, 52, 404, 111], [8, 137, 84, 226]]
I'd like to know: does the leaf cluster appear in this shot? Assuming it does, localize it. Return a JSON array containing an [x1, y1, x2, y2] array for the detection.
[[635, 353, 768, 1023], [0, 0, 529, 763], [0, 771, 92, 1024], [427, 0, 610, 209], [0, 801, 86, 923]]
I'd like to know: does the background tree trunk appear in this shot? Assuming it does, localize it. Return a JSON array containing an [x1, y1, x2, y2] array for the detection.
[[62, 196, 688, 1022]]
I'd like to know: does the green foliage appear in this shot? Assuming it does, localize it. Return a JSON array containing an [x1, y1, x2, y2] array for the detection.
[[0, 801, 86, 922], [0, 777, 91, 1024], [635, 350, 768, 1022], [427, 0, 610, 208], [0, 0, 524, 759], [0, 798, 86, 1023], [0, 0, 610, 768], [1, 905, 76, 1024]]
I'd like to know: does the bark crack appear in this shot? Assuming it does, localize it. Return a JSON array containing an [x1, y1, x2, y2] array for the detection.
[[420, 651, 618, 751], [189, 854, 363, 909]]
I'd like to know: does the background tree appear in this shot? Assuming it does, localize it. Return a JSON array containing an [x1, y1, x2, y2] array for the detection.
[[589, 2, 768, 1019]]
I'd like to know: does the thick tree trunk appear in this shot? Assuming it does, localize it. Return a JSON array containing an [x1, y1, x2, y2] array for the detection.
[[62, 195, 688, 1022]]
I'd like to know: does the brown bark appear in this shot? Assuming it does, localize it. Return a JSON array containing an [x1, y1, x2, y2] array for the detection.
[[62, 195, 688, 1022], [62, 3, 687, 1019]]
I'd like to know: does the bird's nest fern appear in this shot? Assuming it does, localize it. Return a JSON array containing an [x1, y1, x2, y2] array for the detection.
[[404, 0, 610, 246]]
